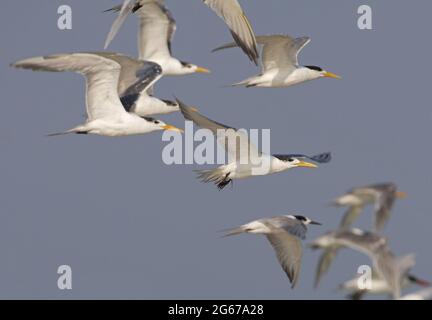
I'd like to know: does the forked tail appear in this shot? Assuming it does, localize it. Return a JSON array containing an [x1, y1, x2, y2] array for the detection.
[[194, 167, 232, 190]]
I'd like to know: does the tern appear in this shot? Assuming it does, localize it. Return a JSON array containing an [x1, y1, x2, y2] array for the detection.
[[104, 0, 210, 76], [310, 228, 416, 299], [11, 53, 183, 136], [223, 215, 322, 288], [203, 0, 259, 65], [333, 183, 407, 231], [177, 98, 331, 189], [339, 270, 430, 300], [213, 34, 341, 88]]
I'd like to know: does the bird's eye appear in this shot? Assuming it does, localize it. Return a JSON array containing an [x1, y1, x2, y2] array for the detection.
[[288, 158, 295, 162], [154, 120, 160, 124]]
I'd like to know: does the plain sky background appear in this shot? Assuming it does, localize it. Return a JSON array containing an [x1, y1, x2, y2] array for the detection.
[[1, 0, 431, 299]]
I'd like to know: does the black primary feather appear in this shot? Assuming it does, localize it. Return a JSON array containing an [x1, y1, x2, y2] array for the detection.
[[273, 152, 332, 164]]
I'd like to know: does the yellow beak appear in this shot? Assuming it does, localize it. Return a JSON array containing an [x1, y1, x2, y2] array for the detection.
[[323, 71, 341, 79], [396, 191, 407, 199], [162, 125, 184, 133], [297, 161, 318, 169], [195, 66, 211, 74]]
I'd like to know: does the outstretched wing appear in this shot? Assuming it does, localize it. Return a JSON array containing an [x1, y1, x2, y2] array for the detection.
[[104, 0, 136, 49], [12, 53, 126, 121], [203, 0, 258, 65], [258, 35, 310, 72], [373, 184, 398, 231], [119, 61, 163, 112], [177, 98, 260, 163], [137, 1, 176, 61], [266, 232, 303, 288], [213, 35, 311, 73], [339, 205, 363, 229], [314, 247, 339, 288]]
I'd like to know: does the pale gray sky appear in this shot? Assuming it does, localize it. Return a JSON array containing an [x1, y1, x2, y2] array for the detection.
[[1, 0, 431, 299]]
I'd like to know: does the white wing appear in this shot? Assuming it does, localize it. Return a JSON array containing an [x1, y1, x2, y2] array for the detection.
[[12, 53, 127, 121], [203, 0, 258, 64], [137, 1, 176, 61], [104, 0, 135, 49]]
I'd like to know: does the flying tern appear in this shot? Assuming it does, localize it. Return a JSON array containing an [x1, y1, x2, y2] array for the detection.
[[104, 0, 210, 76], [177, 98, 331, 189], [213, 34, 340, 87], [223, 214, 322, 288], [310, 228, 416, 299], [12, 53, 183, 136], [333, 183, 407, 231]]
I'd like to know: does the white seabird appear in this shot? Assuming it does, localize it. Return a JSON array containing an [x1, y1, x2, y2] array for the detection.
[[177, 98, 331, 189], [104, 0, 210, 76], [310, 228, 416, 299], [12, 53, 183, 136], [333, 183, 407, 231], [224, 214, 322, 288], [213, 34, 341, 88]]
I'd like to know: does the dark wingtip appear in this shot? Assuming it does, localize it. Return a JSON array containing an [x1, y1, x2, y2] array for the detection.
[[310, 152, 332, 164]]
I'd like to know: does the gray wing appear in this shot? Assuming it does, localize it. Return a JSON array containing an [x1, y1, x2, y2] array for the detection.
[[339, 205, 363, 229], [373, 185, 397, 231], [258, 35, 310, 72], [203, 0, 258, 65], [266, 232, 303, 288], [85, 53, 163, 112], [12, 53, 126, 121], [334, 229, 387, 258], [177, 98, 260, 162], [266, 217, 308, 240], [177, 98, 233, 134], [104, 0, 135, 49], [314, 247, 339, 288], [120, 62, 163, 112]]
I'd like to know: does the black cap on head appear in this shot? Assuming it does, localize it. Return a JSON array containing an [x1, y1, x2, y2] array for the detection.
[[305, 65, 323, 72]]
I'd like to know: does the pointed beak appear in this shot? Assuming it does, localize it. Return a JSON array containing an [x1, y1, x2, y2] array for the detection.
[[323, 71, 341, 79], [195, 66, 211, 74], [162, 124, 184, 133], [310, 220, 322, 226], [396, 191, 407, 199], [297, 161, 318, 169]]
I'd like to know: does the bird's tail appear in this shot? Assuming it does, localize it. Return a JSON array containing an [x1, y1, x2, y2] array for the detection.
[[231, 76, 260, 88], [221, 226, 248, 238], [194, 166, 232, 190], [46, 126, 88, 137]]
